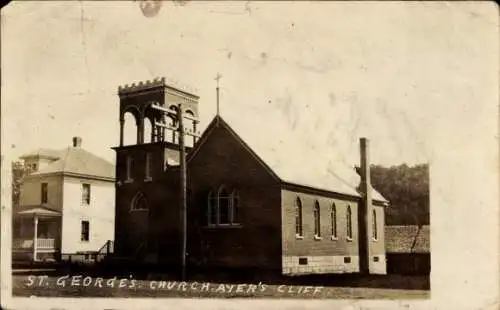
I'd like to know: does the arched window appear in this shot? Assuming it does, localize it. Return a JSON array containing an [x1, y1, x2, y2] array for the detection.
[[347, 205, 353, 240], [131, 192, 148, 211], [372, 209, 378, 240], [218, 186, 231, 225], [295, 197, 303, 236], [314, 201, 321, 237], [207, 191, 217, 225], [206, 186, 241, 227], [331, 203, 337, 239], [231, 190, 239, 224]]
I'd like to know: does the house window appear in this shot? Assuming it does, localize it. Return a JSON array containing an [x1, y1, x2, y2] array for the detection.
[[131, 192, 148, 211], [81, 221, 89, 242], [41, 183, 48, 204], [295, 197, 303, 237], [347, 205, 353, 240], [145, 153, 152, 181], [81, 184, 91, 205], [314, 201, 321, 238], [331, 203, 337, 239], [126, 155, 134, 181], [206, 186, 240, 227], [372, 209, 378, 240]]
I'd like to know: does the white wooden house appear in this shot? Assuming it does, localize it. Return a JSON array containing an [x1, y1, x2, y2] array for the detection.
[[12, 137, 115, 262]]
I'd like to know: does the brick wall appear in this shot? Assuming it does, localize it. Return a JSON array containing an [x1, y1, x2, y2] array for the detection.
[[368, 205, 387, 274], [113, 143, 181, 262], [187, 123, 282, 271], [281, 188, 361, 275]]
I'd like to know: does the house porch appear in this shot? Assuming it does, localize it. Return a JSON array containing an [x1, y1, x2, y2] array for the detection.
[[12, 206, 62, 262]]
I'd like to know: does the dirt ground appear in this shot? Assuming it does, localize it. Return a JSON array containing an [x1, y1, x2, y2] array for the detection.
[[12, 274, 430, 299]]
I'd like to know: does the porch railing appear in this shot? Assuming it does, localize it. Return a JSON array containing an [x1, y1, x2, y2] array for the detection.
[[37, 238, 55, 249], [94, 240, 114, 262], [13, 238, 56, 251]]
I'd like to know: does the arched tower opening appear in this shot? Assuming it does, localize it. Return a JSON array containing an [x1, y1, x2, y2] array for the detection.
[[116, 77, 199, 147], [143, 117, 153, 144], [122, 110, 140, 146]]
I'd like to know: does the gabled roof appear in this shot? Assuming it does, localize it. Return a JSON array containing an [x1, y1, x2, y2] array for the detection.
[[188, 115, 387, 202], [26, 147, 115, 180], [385, 225, 430, 253]]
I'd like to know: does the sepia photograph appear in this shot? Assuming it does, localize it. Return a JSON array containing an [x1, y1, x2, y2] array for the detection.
[[1, 1, 498, 309]]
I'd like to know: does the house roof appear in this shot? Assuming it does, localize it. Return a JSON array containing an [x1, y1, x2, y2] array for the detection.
[[189, 115, 388, 202], [385, 225, 430, 253], [19, 148, 63, 160], [16, 205, 61, 217], [26, 146, 115, 180]]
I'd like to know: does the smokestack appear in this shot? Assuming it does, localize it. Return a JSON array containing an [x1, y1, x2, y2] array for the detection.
[[360, 138, 372, 195], [359, 137, 372, 274], [72, 137, 82, 148]]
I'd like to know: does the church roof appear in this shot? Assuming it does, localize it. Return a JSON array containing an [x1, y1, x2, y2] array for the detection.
[[190, 115, 388, 203], [25, 146, 115, 181]]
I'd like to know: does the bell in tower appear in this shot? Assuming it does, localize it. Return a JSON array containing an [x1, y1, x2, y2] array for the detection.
[[117, 77, 200, 147]]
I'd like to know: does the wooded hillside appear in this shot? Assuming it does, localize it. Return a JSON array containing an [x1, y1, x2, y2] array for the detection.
[[371, 163, 429, 226]]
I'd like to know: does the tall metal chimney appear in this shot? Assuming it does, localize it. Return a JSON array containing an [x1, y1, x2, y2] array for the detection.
[[359, 137, 372, 274]]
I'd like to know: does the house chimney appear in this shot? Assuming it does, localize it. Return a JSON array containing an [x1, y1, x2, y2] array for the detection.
[[72, 136, 82, 147], [359, 137, 372, 274]]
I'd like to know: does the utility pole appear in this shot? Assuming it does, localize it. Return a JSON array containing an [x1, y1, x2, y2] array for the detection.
[[178, 103, 188, 281], [151, 99, 200, 281]]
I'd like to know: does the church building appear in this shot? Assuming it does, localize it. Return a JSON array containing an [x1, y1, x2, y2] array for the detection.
[[112, 77, 389, 276]]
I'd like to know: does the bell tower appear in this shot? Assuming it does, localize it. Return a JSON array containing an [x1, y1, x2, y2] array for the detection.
[[112, 77, 200, 261], [117, 77, 200, 146]]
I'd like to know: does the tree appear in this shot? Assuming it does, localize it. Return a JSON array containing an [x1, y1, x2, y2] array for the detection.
[[12, 161, 31, 208], [369, 163, 429, 226]]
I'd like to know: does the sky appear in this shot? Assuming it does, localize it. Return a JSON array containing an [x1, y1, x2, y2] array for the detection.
[[1, 1, 497, 169]]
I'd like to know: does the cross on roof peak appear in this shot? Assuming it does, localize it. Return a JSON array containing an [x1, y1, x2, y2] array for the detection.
[[215, 73, 222, 87]]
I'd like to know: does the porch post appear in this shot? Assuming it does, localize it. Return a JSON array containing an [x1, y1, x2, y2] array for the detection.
[[33, 215, 38, 261]]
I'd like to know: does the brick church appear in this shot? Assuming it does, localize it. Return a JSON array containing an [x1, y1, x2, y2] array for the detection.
[[112, 77, 389, 276]]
